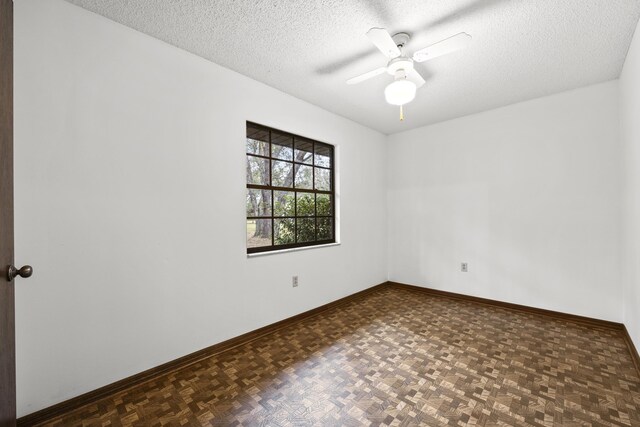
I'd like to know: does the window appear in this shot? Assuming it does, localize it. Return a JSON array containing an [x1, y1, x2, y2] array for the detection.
[[246, 122, 335, 253]]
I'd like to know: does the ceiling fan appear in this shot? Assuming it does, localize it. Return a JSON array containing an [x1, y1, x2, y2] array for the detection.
[[347, 28, 471, 120]]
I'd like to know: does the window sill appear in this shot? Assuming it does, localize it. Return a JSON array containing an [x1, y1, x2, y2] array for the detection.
[[247, 242, 341, 258]]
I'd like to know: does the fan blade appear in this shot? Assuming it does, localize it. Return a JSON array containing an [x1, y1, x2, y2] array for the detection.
[[366, 28, 401, 58], [406, 68, 426, 88], [346, 67, 387, 85], [412, 32, 471, 63]]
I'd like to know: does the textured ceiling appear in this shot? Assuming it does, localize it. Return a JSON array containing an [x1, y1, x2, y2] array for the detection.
[[65, 0, 640, 134]]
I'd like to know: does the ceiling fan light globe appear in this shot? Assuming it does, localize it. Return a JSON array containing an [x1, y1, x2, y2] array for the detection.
[[385, 79, 416, 106]]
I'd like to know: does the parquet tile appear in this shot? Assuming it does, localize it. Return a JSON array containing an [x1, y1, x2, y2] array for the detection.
[[38, 287, 640, 426]]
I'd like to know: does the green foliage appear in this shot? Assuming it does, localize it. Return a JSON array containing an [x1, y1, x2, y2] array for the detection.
[[274, 218, 295, 245], [274, 191, 294, 216], [273, 193, 332, 245], [317, 217, 332, 240], [316, 194, 331, 215], [297, 218, 315, 243], [297, 193, 314, 215]]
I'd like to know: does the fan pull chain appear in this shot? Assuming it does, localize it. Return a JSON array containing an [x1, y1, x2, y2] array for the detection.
[[400, 105, 404, 121]]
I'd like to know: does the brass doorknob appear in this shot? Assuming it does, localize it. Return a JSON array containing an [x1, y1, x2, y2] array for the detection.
[[7, 265, 33, 281]]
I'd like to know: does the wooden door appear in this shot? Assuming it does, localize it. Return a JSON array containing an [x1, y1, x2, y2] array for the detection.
[[0, 0, 15, 425]]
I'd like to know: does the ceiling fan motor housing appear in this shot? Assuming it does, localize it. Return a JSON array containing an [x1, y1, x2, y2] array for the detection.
[[387, 57, 414, 76]]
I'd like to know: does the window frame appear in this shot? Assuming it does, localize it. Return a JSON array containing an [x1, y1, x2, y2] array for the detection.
[[245, 121, 335, 254]]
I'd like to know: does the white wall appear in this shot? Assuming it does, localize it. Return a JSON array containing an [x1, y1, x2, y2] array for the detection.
[[620, 19, 640, 351], [13, 0, 387, 416], [387, 81, 622, 322]]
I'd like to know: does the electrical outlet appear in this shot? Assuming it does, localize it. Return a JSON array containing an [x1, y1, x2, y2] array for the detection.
[[461, 263, 468, 272], [292, 276, 298, 287]]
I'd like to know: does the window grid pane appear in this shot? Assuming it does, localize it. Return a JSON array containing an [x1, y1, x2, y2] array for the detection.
[[246, 122, 335, 253], [246, 155, 270, 186]]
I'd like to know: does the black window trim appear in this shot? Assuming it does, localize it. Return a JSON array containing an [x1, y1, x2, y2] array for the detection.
[[246, 121, 336, 254]]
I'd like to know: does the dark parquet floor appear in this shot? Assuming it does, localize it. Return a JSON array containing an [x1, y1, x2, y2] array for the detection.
[[40, 287, 640, 426]]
